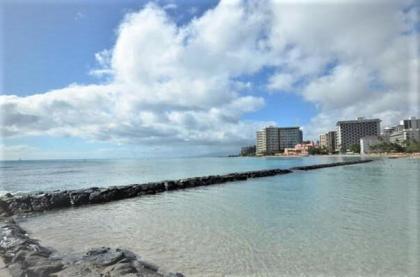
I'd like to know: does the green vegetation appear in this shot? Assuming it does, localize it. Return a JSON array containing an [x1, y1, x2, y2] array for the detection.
[[308, 146, 328, 155], [349, 144, 361, 153], [403, 140, 420, 153], [369, 142, 404, 153], [369, 140, 420, 153]]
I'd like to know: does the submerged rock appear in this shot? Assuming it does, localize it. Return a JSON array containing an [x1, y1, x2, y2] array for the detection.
[[0, 220, 184, 277]]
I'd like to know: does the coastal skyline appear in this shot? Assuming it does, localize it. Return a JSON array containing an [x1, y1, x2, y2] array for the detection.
[[1, 0, 419, 160]]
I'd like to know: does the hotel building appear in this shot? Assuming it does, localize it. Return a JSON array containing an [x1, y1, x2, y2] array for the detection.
[[256, 126, 303, 155], [336, 118, 381, 152]]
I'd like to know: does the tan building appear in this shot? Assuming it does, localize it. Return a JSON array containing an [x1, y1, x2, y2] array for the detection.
[[319, 131, 337, 153]]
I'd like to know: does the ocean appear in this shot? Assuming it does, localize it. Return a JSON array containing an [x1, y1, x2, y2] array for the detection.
[[1, 157, 419, 276]]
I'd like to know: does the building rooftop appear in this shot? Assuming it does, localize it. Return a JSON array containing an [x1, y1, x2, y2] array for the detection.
[[258, 126, 301, 131], [336, 118, 381, 125]]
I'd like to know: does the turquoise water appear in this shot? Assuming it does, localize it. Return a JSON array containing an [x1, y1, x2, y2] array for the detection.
[[1, 156, 359, 193], [19, 157, 419, 276]]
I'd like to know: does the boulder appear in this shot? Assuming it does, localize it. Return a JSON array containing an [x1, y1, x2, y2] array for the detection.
[[89, 188, 119, 204], [119, 185, 143, 198], [163, 181, 177, 191], [49, 191, 71, 209], [30, 193, 51, 212], [70, 191, 91, 206], [83, 247, 125, 267], [6, 196, 33, 214], [0, 198, 11, 217], [140, 183, 165, 194], [26, 261, 64, 276]]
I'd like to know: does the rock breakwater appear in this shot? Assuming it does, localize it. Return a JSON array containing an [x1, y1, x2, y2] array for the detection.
[[0, 160, 373, 217], [290, 159, 373, 170]]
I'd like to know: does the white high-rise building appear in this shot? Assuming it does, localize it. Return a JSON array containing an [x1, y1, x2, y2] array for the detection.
[[336, 117, 381, 152], [256, 126, 302, 155]]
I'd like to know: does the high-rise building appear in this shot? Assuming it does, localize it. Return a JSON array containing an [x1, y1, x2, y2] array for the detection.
[[256, 126, 302, 155], [256, 126, 280, 155], [319, 131, 336, 153], [336, 117, 380, 152], [388, 117, 420, 144], [319, 134, 327, 148], [279, 127, 303, 150]]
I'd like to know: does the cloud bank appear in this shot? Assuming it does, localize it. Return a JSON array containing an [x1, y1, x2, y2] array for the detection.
[[1, 0, 419, 150]]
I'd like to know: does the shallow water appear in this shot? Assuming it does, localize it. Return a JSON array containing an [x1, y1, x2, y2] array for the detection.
[[19, 158, 419, 276], [1, 156, 357, 193]]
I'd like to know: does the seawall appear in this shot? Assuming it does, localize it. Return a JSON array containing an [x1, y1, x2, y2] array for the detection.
[[0, 159, 373, 217]]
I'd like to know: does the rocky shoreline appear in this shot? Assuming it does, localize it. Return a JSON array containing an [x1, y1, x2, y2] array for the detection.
[[0, 160, 373, 218], [0, 219, 183, 277]]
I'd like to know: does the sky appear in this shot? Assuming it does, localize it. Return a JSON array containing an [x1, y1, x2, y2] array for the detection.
[[0, 0, 419, 160]]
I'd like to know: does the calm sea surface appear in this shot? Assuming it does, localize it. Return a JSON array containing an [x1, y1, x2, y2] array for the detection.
[[2, 157, 419, 276], [1, 156, 359, 194]]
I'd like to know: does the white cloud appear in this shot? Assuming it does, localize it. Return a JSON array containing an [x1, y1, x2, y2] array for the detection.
[[268, 73, 296, 91], [1, 2, 271, 148], [266, 0, 419, 138], [1, 0, 418, 150]]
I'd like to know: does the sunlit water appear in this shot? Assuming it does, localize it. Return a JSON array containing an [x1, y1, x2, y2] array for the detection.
[[15, 157, 419, 276]]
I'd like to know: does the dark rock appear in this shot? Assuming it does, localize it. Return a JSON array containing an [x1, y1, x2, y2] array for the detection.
[[119, 185, 143, 198], [70, 191, 91, 206], [49, 192, 71, 209], [1, 221, 176, 277], [177, 180, 191, 189], [6, 196, 33, 214], [83, 247, 125, 267], [0, 198, 11, 217], [89, 188, 118, 204], [109, 262, 137, 275], [290, 159, 373, 171], [163, 181, 177, 191], [26, 261, 64, 276], [140, 183, 165, 194], [30, 193, 51, 212], [11, 249, 32, 264], [154, 182, 166, 193]]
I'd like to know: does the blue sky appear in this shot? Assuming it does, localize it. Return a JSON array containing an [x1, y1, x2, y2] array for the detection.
[[0, 0, 418, 159], [2, 0, 215, 94]]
